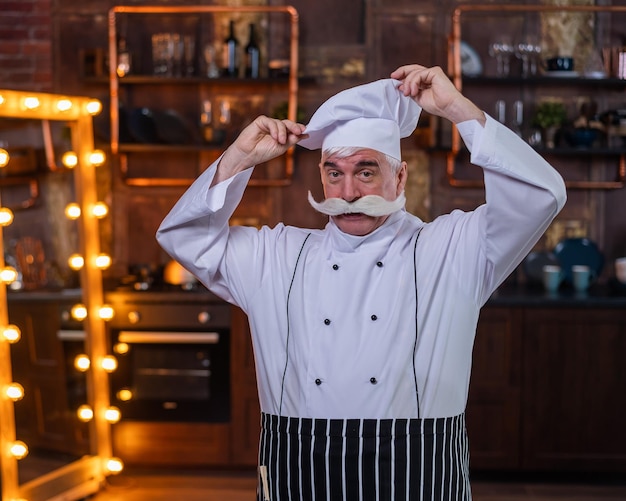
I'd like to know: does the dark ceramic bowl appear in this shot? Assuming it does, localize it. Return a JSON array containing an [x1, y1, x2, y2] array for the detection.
[[545, 56, 574, 72], [566, 128, 599, 148]]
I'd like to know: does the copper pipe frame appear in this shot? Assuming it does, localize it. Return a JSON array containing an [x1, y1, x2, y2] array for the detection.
[[447, 4, 626, 190], [109, 5, 299, 188]]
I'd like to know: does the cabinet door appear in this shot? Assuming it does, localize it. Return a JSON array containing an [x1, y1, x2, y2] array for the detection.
[[522, 308, 626, 471], [229, 307, 261, 466], [9, 300, 89, 456], [466, 306, 522, 470]]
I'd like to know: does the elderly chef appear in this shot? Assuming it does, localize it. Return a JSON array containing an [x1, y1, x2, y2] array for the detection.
[[157, 64, 566, 500]]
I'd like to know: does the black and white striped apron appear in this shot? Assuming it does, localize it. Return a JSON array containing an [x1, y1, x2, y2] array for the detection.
[[257, 412, 471, 501]]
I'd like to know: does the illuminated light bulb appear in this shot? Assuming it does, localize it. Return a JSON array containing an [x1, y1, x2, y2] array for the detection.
[[68, 254, 84, 270], [86, 99, 102, 116], [0, 266, 18, 284], [65, 203, 81, 219], [10, 441, 29, 459], [74, 354, 90, 372], [0, 94, 4, 105], [55, 99, 73, 112], [0, 207, 14, 226], [91, 202, 109, 218], [0, 148, 9, 168], [94, 254, 112, 270], [104, 406, 121, 423], [23, 97, 40, 110], [116, 388, 133, 401], [101, 355, 118, 372], [105, 457, 124, 474], [62, 151, 78, 168], [2, 325, 21, 343], [4, 383, 24, 401], [77, 404, 93, 422], [113, 342, 129, 355], [71, 304, 88, 321], [89, 150, 106, 167], [98, 305, 115, 321]]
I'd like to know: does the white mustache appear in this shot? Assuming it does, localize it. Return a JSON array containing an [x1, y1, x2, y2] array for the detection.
[[308, 191, 406, 217]]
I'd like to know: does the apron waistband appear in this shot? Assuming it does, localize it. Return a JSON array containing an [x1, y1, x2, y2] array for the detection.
[[257, 412, 472, 501], [261, 412, 466, 438]]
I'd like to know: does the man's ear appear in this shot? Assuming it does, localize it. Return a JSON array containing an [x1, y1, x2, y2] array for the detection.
[[396, 161, 408, 196]]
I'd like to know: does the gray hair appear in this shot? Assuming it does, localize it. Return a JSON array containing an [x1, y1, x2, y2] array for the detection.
[[321, 146, 403, 173]]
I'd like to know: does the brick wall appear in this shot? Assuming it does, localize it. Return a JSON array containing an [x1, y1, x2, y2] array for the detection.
[[0, 0, 52, 91]]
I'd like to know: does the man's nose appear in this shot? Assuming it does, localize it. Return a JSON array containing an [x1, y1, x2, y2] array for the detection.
[[341, 177, 361, 202]]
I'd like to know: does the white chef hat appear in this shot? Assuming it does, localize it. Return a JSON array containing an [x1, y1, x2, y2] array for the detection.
[[298, 78, 421, 161]]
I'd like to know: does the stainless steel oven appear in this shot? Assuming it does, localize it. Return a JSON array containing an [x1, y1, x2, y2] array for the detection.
[[106, 291, 231, 423]]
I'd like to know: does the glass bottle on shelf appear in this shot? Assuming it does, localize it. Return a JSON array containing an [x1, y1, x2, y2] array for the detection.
[[245, 23, 260, 78], [200, 100, 214, 143], [116, 37, 132, 77], [510, 100, 524, 137], [495, 99, 506, 123], [222, 20, 240, 78]]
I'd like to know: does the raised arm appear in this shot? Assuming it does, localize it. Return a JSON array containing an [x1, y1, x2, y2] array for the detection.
[[211, 115, 306, 185], [391, 64, 485, 126]]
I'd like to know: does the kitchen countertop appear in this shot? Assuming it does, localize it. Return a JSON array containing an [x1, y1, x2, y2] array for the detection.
[[487, 280, 626, 308], [7, 288, 83, 301], [7, 282, 626, 308]]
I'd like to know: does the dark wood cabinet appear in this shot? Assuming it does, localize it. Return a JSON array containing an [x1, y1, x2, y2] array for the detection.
[[467, 302, 626, 474], [521, 307, 626, 472], [466, 306, 522, 470], [229, 307, 260, 466]]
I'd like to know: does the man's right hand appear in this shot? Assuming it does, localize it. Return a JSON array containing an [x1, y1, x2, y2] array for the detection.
[[212, 115, 306, 186]]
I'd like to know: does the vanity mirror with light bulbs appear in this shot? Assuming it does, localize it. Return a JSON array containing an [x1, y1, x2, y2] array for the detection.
[[0, 89, 118, 501]]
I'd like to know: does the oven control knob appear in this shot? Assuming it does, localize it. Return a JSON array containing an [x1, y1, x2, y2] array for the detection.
[[128, 311, 141, 324], [198, 311, 211, 324]]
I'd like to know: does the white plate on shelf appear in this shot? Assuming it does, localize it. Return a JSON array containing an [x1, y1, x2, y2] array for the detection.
[[543, 70, 580, 78], [460, 41, 482, 76]]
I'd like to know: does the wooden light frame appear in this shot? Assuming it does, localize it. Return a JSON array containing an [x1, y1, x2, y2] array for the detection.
[[0, 89, 112, 501]]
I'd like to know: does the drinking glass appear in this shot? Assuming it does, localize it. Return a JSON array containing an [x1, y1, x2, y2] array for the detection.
[[203, 44, 220, 78], [489, 36, 514, 77], [171, 33, 183, 76], [515, 35, 541, 77], [152, 33, 175, 76], [183, 35, 196, 76]]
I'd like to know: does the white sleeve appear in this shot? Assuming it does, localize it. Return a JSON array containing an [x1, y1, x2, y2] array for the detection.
[[155, 158, 255, 303], [453, 115, 567, 303]]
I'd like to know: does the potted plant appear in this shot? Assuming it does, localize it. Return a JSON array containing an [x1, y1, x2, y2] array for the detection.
[[531, 100, 568, 148]]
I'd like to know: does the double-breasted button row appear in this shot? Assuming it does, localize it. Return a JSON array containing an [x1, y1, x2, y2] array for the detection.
[[314, 377, 378, 385], [323, 315, 379, 326], [332, 262, 383, 270]]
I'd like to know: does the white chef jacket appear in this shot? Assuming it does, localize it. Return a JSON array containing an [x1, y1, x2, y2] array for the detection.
[[157, 115, 566, 420]]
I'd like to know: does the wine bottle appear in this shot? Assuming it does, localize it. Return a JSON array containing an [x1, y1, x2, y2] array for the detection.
[[245, 23, 260, 78], [222, 20, 239, 77], [200, 100, 214, 143]]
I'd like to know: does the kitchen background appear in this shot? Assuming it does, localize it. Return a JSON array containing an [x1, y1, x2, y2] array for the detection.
[[1, 0, 626, 282], [1, 0, 626, 498]]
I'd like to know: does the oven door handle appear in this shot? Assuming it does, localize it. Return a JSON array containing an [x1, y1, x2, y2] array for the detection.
[[118, 331, 220, 344], [57, 329, 87, 341]]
